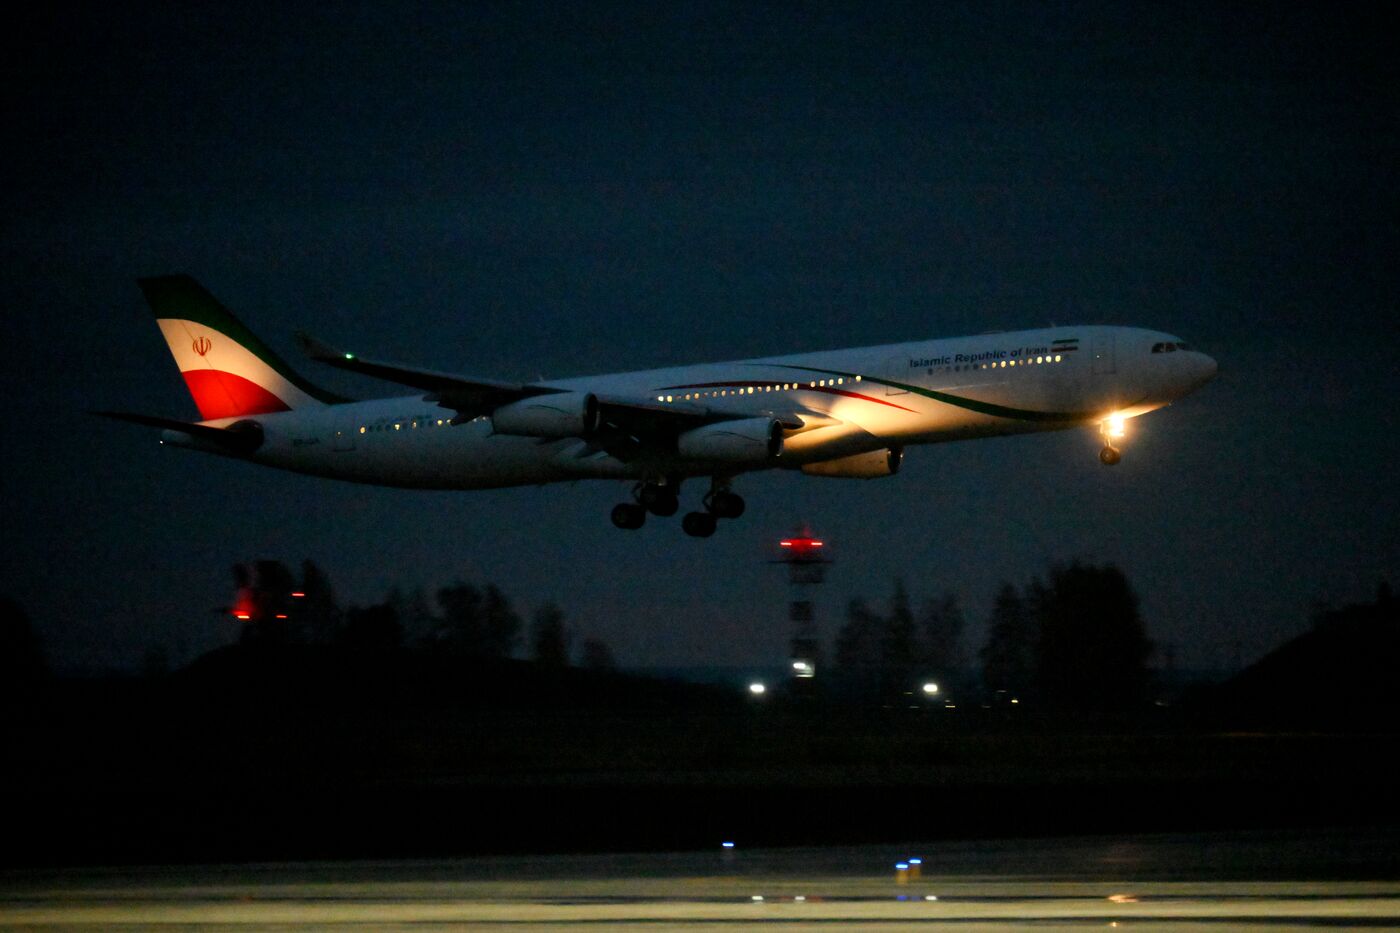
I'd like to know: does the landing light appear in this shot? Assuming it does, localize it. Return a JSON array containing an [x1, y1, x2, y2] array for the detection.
[[748, 682, 767, 696], [922, 682, 939, 695], [1106, 413, 1126, 439]]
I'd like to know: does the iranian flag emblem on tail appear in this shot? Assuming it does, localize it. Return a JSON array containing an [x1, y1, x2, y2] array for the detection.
[[139, 276, 346, 421]]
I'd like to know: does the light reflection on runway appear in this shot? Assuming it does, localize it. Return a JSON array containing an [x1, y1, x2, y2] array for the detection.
[[3, 829, 1399, 928]]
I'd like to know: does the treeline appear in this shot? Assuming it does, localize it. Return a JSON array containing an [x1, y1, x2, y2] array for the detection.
[[831, 561, 1153, 716], [229, 559, 615, 671]]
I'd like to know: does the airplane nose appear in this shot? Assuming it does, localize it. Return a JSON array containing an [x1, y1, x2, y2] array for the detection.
[[1194, 353, 1218, 388]]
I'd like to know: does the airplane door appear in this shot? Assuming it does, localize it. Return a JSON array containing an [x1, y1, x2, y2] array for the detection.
[[1092, 333, 1116, 375], [884, 355, 910, 395]]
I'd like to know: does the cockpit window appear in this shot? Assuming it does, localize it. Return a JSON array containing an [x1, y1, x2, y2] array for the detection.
[[1152, 341, 1191, 353]]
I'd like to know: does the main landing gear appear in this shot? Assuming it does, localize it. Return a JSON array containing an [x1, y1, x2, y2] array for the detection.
[[1099, 415, 1124, 466], [610, 478, 746, 537], [610, 479, 677, 530]]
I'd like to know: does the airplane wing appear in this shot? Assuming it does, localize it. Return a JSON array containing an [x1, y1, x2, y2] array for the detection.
[[295, 331, 562, 421], [297, 331, 834, 458]]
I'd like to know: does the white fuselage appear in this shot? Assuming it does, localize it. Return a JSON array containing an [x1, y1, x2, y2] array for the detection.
[[170, 325, 1216, 489]]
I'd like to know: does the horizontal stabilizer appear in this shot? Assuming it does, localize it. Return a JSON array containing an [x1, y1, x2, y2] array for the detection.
[[93, 411, 264, 455]]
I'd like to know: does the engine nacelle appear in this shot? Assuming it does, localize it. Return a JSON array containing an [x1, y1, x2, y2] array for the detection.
[[800, 446, 902, 479], [491, 392, 599, 439], [677, 417, 783, 465]]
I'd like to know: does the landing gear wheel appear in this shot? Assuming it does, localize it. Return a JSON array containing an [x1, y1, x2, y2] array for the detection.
[[707, 490, 745, 520], [681, 511, 718, 538], [611, 502, 646, 529], [1099, 446, 1122, 466]]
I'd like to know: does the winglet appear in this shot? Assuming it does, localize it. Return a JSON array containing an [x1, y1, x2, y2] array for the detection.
[[293, 330, 353, 363]]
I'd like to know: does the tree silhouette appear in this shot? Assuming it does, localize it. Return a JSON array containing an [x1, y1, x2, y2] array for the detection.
[[579, 637, 615, 671], [1033, 562, 1152, 715], [981, 582, 1036, 698], [834, 596, 881, 670], [434, 583, 521, 658], [879, 580, 917, 690], [388, 586, 436, 647], [530, 602, 572, 667], [0, 597, 46, 695], [298, 559, 341, 645], [342, 602, 403, 654], [917, 591, 964, 673]]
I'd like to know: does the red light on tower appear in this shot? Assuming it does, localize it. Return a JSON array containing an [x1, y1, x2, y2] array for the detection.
[[231, 585, 257, 622]]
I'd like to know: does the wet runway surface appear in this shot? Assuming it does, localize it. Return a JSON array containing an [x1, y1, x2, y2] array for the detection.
[[4, 828, 1399, 928]]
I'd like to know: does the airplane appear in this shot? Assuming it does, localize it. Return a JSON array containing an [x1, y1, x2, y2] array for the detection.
[[101, 275, 1217, 537]]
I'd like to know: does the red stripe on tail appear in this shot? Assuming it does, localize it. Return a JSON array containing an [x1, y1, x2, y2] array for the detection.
[[181, 369, 292, 420]]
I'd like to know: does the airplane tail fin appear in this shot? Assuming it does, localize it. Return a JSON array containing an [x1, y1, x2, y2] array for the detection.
[[138, 275, 349, 421]]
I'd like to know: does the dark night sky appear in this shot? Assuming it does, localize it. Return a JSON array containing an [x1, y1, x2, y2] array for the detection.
[[3, 2, 1396, 674]]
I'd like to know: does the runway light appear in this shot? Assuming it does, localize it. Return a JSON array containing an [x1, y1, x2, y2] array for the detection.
[[748, 682, 767, 696], [925, 895, 939, 901], [908, 858, 922, 865], [922, 682, 939, 695], [290, 592, 305, 598], [751, 895, 764, 902], [895, 862, 909, 870], [233, 612, 251, 620], [722, 841, 735, 849]]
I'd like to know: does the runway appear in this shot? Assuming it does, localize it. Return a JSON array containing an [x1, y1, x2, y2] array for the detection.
[[4, 829, 1398, 928]]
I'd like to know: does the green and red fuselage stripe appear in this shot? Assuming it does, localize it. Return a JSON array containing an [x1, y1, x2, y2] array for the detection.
[[667, 364, 1106, 424], [658, 379, 917, 412]]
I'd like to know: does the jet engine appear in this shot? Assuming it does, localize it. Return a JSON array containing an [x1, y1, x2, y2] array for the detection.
[[800, 446, 902, 478], [491, 392, 600, 439], [677, 418, 784, 464]]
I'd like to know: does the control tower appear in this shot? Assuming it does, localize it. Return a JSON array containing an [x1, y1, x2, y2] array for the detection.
[[772, 528, 832, 685]]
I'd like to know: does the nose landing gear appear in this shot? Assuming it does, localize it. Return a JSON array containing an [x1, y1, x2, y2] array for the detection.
[[1099, 415, 1125, 466]]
